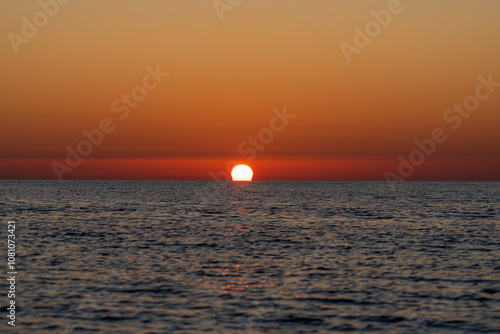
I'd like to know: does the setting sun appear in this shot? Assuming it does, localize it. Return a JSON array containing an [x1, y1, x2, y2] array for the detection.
[[231, 165, 253, 181]]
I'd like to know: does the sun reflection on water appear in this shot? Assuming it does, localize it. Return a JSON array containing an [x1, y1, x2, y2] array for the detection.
[[219, 265, 265, 292]]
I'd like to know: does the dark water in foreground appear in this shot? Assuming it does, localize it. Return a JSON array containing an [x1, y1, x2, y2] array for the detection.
[[0, 181, 499, 333]]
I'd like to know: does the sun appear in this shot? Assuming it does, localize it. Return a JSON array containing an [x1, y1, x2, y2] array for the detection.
[[231, 165, 253, 181]]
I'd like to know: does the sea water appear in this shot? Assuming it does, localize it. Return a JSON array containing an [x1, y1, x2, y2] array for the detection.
[[0, 181, 498, 333]]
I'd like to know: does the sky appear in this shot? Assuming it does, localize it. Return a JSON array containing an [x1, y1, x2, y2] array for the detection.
[[1, 0, 499, 180]]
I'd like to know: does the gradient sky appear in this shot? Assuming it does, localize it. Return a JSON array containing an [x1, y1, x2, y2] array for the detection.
[[1, 0, 499, 180]]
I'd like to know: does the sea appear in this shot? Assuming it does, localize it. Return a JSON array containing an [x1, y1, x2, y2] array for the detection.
[[0, 180, 499, 333]]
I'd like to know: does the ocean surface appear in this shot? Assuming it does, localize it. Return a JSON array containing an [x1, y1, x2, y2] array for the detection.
[[0, 180, 499, 333]]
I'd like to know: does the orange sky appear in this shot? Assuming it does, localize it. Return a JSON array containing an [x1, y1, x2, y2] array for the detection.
[[1, 0, 499, 180]]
